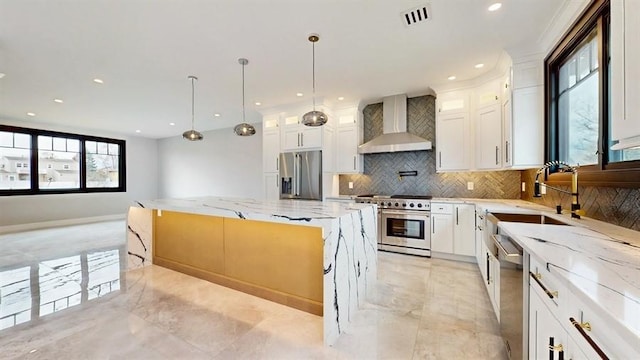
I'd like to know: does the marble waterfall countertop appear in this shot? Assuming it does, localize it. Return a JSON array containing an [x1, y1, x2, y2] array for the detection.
[[136, 196, 375, 228], [469, 201, 640, 351], [127, 196, 378, 346]]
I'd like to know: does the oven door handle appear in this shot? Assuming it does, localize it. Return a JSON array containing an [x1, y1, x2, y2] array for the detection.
[[382, 210, 430, 216]]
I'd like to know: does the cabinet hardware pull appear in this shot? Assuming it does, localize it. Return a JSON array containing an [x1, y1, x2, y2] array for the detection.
[[569, 317, 609, 360], [456, 207, 459, 225], [276, 157, 279, 171], [505, 141, 510, 163], [298, 133, 300, 147], [353, 156, 356, 170], [495, 146, 499, 165], [548, 344, 563, 352], [301, 133, 304, 147], [439, 152, 442, 168], [530, 272, 557, 299]]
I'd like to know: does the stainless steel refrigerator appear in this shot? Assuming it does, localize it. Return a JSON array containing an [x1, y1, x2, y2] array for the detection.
[[279, 150, 322, 200]]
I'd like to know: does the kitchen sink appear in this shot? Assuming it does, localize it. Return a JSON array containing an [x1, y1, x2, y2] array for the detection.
[[487, 212, 572, 226]]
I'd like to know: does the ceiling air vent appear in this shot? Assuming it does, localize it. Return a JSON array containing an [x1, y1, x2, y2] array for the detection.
[[401, 4, 431, 27]]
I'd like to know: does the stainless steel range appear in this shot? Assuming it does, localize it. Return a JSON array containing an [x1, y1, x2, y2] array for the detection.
[[356, 195, 432, 257]]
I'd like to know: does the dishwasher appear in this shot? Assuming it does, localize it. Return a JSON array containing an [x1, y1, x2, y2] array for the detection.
[[493, 232, 526, 360]]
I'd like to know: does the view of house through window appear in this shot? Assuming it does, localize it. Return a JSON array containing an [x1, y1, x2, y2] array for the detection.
[[37, 135, 80, 190], [0, 125, 125, 195], [557, 29, 599, 166], [0, 131, 32, 190]]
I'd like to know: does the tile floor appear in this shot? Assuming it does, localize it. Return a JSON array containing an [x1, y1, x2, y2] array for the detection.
[[0, 221, 506, 359]]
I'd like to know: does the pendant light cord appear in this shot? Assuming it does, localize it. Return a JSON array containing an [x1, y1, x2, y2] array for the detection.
[[242, 62, 246, 123], [312, 40, 316, 111], [191, 77, 195, 130]]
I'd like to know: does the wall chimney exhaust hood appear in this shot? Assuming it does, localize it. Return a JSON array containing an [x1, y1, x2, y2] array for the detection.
[[358, 94, 432, 154]]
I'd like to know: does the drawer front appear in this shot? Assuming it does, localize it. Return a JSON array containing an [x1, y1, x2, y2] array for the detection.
[[565, 295, 639, 359], [529, 256, 563, 308], [431, 203, 453, 214]]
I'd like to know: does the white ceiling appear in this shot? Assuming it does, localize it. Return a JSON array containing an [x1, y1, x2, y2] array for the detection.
[[0, 0, 567, 139]]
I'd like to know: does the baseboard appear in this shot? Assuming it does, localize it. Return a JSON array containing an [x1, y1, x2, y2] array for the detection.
[[0, 214, 126, 235]]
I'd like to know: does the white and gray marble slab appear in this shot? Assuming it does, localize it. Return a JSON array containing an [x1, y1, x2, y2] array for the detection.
[[125, 196, 378, 346], [498, 221, 640, 350]]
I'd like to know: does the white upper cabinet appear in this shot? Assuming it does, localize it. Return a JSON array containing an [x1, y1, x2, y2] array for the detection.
[[335, 107, 363, 174], [475, 80, 503, 170], [436, 91, 471, 171], [281, 115, 323, 151], [501, 73, 513, 168], [262, 115, 280, 173], [611, 0, 640, 149]]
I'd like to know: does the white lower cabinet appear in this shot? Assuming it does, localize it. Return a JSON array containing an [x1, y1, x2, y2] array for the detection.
[[263, 173, 279, 200], [453, 204, 475, 256], [529, 287, 568, 360], [431, 213, 453, 253]]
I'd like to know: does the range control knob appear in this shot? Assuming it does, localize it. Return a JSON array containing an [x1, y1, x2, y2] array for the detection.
[[394, 202, 399, 207], [387, 202, 392, 207], [402, 203, 407, 207], [410, 203, 415, 208], [417, 203, 423, 208]]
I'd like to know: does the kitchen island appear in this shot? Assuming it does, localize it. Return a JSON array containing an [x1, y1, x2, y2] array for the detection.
[[126, 197, 377, 346]]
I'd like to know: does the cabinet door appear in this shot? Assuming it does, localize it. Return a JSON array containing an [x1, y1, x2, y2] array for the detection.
[[336, 125, 360, 173], [436, 112, 470, 171], [502, 96, 512, 168], [475, 209, 485, 266], [300, 127, 322, 149], [282, 128, 301, 151], [529, 290, 567, 360], [263, 173, 279, 200], [431, 213, 453, 253], [453, 204, 475, 256], [262, 130, 280, 172], [475, 103, 502, 169], [612, 0, 640, 146]]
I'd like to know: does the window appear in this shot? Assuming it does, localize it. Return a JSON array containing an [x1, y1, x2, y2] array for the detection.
[[545, 0, 640, 186], [0, 125, 126, 195]]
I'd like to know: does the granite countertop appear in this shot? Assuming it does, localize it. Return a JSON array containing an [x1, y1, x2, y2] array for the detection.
[[483, 206, 640, 350], [139, 197, 376, 226]]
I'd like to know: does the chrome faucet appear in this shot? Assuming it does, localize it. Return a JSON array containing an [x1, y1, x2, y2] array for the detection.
[[534, 161, 582, 219]]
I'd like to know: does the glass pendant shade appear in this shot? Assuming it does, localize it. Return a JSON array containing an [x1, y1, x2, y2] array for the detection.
[[303, 34, 328, 127], [234, 123, 256, 136], [234, 58, 256, 136], [183, 75, 203, 141], [302, 110, 328, 127], [182, 129, 204, 141]]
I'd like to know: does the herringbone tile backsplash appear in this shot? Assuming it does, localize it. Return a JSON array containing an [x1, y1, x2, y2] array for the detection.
[[521, 169, 640, 231], [339, 95, 522, 199]]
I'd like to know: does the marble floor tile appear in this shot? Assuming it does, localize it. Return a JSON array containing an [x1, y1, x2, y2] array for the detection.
[[0, 222, 507, 359]]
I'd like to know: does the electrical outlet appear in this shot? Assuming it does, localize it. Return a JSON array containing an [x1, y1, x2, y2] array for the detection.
[[467, 181, 474, 190], [348, 181, 354, 189], [157, 209, 162, 217], [521, 182, 526, 192], [541, 184, 547, 195]]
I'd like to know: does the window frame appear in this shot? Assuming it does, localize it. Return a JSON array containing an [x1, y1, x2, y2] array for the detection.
[[0, 125, 126, 196], [544, 0, 640, 188]]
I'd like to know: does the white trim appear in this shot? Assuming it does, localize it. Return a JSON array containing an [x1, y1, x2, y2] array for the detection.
[[0, 213, 125, 235]]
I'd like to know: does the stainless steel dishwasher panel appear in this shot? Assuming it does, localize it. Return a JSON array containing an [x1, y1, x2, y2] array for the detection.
[[494, 233, 525, 360]]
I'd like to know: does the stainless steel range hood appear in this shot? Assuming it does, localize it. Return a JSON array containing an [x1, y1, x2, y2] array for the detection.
[[358, 94, 432, 154]]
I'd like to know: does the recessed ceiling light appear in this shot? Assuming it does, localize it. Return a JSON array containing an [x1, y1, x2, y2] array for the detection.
[[169, 122, 175, 126], [27, 112, 36, 117], [475, 63, 485, 69], [488, 3, 502, 11], [448, 75, 456, 81], [338, 97, 345, 101], [255, 102, 261, 106], [135, 130, 141, 133], [214, 113, 221, 117], [0, 73, 5, 79], [53, 98, 63, 103], [93, 78, 104, 84], [296, 93, 304, 97]]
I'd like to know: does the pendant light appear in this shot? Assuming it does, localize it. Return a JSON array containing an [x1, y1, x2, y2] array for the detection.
[[233, 58, 256, 136], [302, 34, 328, 127], [182, 75, 204, 141]]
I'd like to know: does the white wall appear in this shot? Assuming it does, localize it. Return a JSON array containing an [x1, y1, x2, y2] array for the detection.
[[157, 124, 263, 199], [0, 119, 158, 228]]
